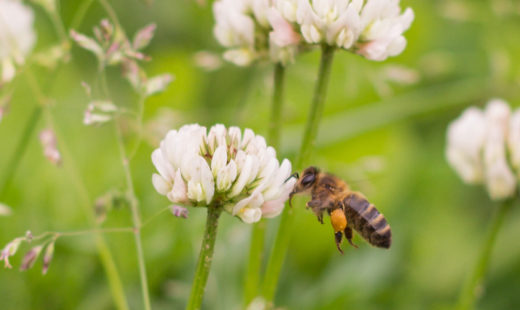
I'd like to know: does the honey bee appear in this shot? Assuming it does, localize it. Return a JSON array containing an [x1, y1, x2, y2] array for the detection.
[[288, 166, 391, 253]]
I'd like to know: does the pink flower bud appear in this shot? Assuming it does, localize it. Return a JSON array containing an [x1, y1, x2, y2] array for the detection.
[[39, 129, 62, 166], [42, 241, 55, 275], [20, 245, 43, 271], [169, 205, 189, 219], [133, 24, 156, 50]]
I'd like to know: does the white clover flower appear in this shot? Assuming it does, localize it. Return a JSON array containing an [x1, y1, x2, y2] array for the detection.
[[446, 99, 520, 200], [483, 100, 516, 200], [446, 107, 487, 184], [296, 0, 414, 61], [213, 0, 301, 66], [509, 109, 520, 174], [151, 124, 296, 223], [0, 0, 36, 84]]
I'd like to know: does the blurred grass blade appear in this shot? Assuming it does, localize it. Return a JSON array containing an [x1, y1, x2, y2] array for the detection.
[[281, 78, 490, 153], [0, 106, 42, 197]]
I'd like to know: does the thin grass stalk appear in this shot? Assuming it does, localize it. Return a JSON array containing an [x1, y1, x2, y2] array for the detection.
[[261, 45, 335, 304], [456, 199, 514, 310], [98, 67, 151, 310]]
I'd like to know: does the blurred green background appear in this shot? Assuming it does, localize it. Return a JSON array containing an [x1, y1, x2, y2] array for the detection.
[[1, 0, 520, 309]]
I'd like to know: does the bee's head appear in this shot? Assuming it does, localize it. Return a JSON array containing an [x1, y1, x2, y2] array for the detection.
[[288, 166, 320, 206]]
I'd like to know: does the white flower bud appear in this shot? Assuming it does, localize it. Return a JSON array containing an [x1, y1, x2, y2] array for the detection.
[[152, 124, 295, 223]]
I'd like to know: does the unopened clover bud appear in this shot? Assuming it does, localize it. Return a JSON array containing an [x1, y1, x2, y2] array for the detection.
[[0, 238, 23, 268], [133, 24, 157, 50], [170, 205, 189, 219], [42, 241, 55, 275], [20, 245, 43, 271], [145, 74, 174, 96], [39, 129, 62, 166]]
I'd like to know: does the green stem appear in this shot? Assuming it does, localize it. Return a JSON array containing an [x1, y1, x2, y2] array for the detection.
[[0, 106, 41, 197], [243, 63, 286, 306], [261, 45, 335, 304], [244, 220, 267, 306], [456, 199, 514, 310], [187, 204, 223, 310], [268, 63, 285, 149], [297, 45, 335, 166]]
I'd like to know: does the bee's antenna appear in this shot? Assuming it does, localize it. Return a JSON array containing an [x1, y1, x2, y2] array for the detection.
[[285, 172, 299, 183]]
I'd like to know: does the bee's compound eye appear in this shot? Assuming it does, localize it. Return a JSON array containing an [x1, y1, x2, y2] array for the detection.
[[301, 173, 315, 187]]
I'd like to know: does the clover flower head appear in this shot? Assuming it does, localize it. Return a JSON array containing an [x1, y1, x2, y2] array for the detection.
[[0, 0, 36, 84], [446, 99, 519, 200], [213, 0, 301, 66], [152, 124, 296, 223], [297, 0, 414, 61]]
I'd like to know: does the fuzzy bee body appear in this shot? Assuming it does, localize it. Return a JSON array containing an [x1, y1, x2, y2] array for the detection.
[[289, 166, 392, 253]]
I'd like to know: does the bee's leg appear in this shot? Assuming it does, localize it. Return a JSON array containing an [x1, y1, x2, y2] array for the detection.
[[344, 226, 358, 249], [307, 200, 325, 224], [334, 231, 344, 254], [316, 211, 324, 224]]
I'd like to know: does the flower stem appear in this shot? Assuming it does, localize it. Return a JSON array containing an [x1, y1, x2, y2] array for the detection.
[[268, 63, 286, 149], [244, 220, 267, 306], [456, 199, 514, 310], [262, 45, 335, 303], [297, 45, 335, 166], [243, 63, 286, 306], [187, 204, 223, 310], [114, 115, 152, 310], [99, 66, 151, 310]]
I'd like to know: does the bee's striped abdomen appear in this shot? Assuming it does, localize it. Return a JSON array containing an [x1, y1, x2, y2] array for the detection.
[[343, 193, 392, 249]]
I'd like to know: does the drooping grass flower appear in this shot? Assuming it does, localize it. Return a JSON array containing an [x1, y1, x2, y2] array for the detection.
[[296, 0, 414, 61], [70, 20, 172, 96], [446, 99, 518, 200], [213, 0, 301, 66], [152, 124, 296, 223], [0, 0, 36, 84]]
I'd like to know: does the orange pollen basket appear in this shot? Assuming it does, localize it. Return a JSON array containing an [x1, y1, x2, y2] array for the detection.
[[330, 209, 347, 233]]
